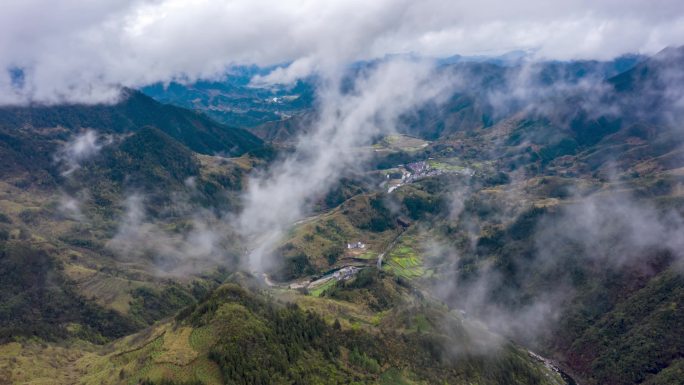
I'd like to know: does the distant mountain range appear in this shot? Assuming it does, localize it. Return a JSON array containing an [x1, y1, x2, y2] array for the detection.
[[140, 52, 646, 143]]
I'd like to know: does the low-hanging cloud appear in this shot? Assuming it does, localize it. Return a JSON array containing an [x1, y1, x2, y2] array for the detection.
[[420, 50, 684, 345], [433, 179, 684, 350], [2, 0, 684, 104], [82, 57, 455, 277], [536, 192, 684, 270], [237, 58, 454, 272], [56, 189, 90, 222], [106, 193, 240, 276], [54, 129, 110, 175]]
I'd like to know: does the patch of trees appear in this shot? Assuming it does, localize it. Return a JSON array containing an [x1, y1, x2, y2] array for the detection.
[[475, 228, 506, 256], [91, 126, 200, 188], [323, 177, 367, 210], [0, 90, 263, 156], [483, 171, 512, 186], [507, 206, 547, 240], [274, 253, 315, 281], [176, 285, 342, 384], [403, 193, 445, 220], [0, 241, 138, 343], [462, 195, 501, 219], [457, 196, 684, 385], [356, 197, 396, 232], [208, 303, 339, 385], [324, 244, 344, 265], [129, 285, 196, 325], [570, 114, 622, 147], [553, 265, 684, 385], [0, 212, 12, 224], [370, 148, 431, 170], [324, 269, 400, 311], [538, 137, 579, 165]]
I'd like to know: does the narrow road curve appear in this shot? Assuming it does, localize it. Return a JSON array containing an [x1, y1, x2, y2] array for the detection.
[[377, 228, 406, 269]]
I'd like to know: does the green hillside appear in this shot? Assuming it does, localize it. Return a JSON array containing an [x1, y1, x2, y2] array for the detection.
[[0, 90, 263, 157], [1, 48, 683, 385], [0, 277, 567, 385]]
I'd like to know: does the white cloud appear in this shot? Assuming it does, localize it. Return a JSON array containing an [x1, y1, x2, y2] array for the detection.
[[237, 58, 454, 272], [106, 193, 240, 276], [535, 193, 684, 269], [54, 130, 108, 175], [1, 0, 683, 104]]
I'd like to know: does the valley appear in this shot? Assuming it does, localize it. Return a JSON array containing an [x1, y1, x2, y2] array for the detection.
[[1, 39, 684, 385]]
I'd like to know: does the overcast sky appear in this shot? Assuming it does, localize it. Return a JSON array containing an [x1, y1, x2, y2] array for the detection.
[[1, 0, 683, 104]]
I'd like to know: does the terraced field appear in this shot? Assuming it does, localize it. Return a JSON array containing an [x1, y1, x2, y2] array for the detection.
[[372, 134, 430, 153], [384, 236, 426, 279]]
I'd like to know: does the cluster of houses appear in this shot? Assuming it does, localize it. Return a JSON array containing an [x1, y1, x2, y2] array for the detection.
[[332, 266, 360, 281], [385, 159, 477, 194], [386, 161, 444, 193], [407, 161, 429, 174]]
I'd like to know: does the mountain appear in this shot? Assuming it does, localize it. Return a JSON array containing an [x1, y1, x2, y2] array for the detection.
[[0, 90, 263, 157], [2, 48, 684, 385], [237, 48, 684, 385], [609, 46, 684, 94], [236, 54, 647, 145], [0, 92, 266, 358], [0, 275, 567, 385], [248, 112, 314, 143]]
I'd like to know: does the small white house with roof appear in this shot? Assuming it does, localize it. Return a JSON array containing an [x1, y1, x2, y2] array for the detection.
[[347, 241, 366, 249]]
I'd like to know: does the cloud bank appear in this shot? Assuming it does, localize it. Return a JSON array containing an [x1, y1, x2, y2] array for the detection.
[[2, 0, 684, 104], [106, 193, 240, 276]]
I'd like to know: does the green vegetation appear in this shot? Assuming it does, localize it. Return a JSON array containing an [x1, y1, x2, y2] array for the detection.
[[111, 281, 565, 385], [447, 194, 684, 385], [273, 193, 400, 277], [3, 49, 684, 385], [321, 177, 368, 210], [129, 285, 197, 325], [0, 90, 263, 156], [142, 77, 315, 131], [82, 126, 200, 194], [323, 269, 403, 311], [555, 269, 684, 385], [308, 278, 337, 297], [384, 234, 426, 279], [0, 241, 138, 343], [356, 251, 377, 260]]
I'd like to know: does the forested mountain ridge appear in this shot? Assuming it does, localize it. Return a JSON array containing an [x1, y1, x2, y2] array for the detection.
[[0, 89, 263, 158]]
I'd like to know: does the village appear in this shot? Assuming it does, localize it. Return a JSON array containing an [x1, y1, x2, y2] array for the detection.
[[385, 159, 476, 193]]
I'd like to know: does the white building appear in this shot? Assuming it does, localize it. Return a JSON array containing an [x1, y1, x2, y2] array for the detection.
[[347, 241, 366, 249]]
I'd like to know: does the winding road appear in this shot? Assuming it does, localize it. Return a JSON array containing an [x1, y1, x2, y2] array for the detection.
[[376, 228, 406, 269]]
